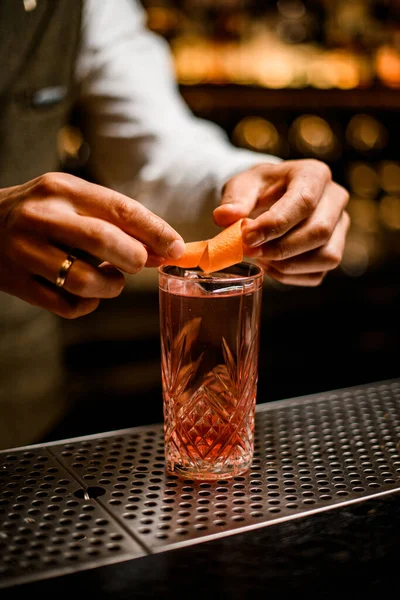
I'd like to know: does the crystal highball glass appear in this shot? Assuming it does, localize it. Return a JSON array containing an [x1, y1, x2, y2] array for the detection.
[[158, 262, 263, 480]]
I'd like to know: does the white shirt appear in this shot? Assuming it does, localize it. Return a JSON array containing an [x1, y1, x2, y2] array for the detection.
[[75, 0, 281, 242], [0, 0, 283, 449]]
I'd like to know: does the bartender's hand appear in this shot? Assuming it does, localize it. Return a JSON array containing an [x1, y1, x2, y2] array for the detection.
[[0, 172, 185, 318], [214, 159, 350, 286]]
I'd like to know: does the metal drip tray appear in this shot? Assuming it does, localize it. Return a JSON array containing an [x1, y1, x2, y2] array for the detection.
[[1, 378, 399, 588]]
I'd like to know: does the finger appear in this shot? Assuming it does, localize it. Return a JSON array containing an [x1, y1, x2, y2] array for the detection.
[[214, 163, 295, 227], [62, 260, 125, 299], [260, 262, 327, 287], [6, 268, 100, 319], [213, 168, 267, 227], [39, 174, 186, 259], [8, 235, 125, 298], [55, 214, 149, 275], [34, 279, 101, 318], [266, 211, 350, 274], [243, 161, 332, 247], [249, 182, 349, 261], [16, 202, 149, 274], [145, 249, 167, 268]]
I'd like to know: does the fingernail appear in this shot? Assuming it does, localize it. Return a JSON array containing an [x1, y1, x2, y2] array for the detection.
[[168, 239, 186, 259], [244, 231, 264, 248]]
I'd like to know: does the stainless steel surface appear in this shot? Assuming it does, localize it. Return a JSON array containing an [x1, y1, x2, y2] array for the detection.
[[0, 450, 144, 587], [1, 378, 399, 588]]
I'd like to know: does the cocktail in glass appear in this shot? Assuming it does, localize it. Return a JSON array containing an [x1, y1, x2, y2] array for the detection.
[[158, 262, 263, 480]]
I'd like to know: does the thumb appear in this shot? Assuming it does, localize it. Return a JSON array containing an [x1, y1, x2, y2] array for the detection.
[[213, 169, 264, 227]]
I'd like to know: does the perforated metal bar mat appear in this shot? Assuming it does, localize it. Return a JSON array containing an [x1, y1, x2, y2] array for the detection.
[[1, 378, 399, 588]]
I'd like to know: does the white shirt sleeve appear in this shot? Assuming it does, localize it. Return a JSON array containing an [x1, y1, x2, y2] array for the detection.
[[75, 0, 281, 241]]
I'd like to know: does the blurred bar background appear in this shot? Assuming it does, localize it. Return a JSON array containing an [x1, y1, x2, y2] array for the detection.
[[55, 0, 400, 437]]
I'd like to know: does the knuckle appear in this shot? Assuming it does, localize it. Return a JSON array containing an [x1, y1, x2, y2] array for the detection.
[[85, 221, 108, 255], [110, 275, 125, 297], [8, 198, 44, 231], [312, 219, 332, 243], [35, 172, 69, 196], [324, 247, 342, 269], [69, 267, 93, 295], [130, 249, 147, 274], [12, 200, 39, 228], [112, 195, 135, 223], [297, 187, 316, 213], [306, 159, 332, 180], [100, 270, 125, 297], [318, 160, 332, 180], [271, 214, 290, 237], [151, 218, 169, 245]]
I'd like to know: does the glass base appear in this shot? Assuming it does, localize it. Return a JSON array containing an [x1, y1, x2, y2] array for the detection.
[[166, 458, 252, 481]]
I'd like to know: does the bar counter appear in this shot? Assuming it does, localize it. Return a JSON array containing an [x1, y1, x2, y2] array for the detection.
[[1, 378, 399, 597]]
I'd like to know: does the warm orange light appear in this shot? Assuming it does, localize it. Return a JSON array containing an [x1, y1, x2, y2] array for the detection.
[[347, 162, 380, 199], [379, 195, 400, 230], [375, 45, 400, 88], [57, 126, 84, 161], [379, 161, 400, 194], [347, 195, 379, 233], [146, 7, 180, 34], [340, 234, 370, 277], [289, 115, 339, 159], [172, 37, 216, 84], [232, 117, 281, 153], [346, 115, 388, 152]]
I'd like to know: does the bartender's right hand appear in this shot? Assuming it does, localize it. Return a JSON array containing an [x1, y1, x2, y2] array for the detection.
[[0, 172, 185, 318]]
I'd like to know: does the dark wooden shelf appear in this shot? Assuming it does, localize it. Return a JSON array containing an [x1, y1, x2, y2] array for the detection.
[[179, 84, 400, 113]]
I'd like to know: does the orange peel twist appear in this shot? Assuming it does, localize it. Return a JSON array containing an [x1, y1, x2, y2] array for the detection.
[[164, 219, 244, 273]]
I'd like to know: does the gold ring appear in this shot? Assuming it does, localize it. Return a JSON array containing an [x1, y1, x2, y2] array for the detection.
[[55, 254, 76, 288]]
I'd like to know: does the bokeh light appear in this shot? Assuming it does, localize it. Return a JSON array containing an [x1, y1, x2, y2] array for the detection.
[[379, 195, 400, 230], [289, 115, 340, 159], [340, 234, 370, 277], [346, 114, 388, 153], [57, 126, 84, 161], [375, 45, 400, 89], [347, 195, 379, 233], [379, 161, 400, 194], [232, 117, 282, 154], [347, 162, 380, 198], [253, 51, 297, 89]]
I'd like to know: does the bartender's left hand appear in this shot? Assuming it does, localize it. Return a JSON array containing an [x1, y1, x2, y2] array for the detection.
[[213, 159, 350, 287]]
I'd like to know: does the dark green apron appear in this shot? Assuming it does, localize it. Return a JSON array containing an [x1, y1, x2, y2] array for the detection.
[[0, 0, 82, 448]]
